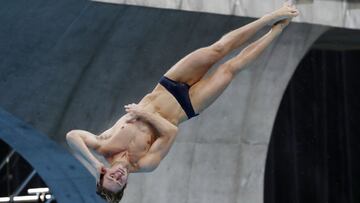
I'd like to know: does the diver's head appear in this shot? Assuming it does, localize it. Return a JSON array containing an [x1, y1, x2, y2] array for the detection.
[[96, 163, 128, 202]]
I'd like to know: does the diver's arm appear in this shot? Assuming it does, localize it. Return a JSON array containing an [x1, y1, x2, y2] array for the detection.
[[96, 128, 114, 140], [66, 130, 104, 178], [134, 130, 177, 172], [139, 111, 178, 137]]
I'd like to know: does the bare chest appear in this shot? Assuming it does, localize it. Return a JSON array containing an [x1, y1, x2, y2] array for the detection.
[[98, 120, 155, 162]]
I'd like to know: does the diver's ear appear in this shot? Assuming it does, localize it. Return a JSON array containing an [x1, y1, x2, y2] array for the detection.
[[100, 166, 107, 174], [96, 168, 106, 188]]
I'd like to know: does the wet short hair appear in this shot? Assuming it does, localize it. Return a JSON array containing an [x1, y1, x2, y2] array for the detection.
[[96, 172, 127, 203]]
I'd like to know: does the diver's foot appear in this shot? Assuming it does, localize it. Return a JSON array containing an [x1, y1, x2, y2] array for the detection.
[[267, 2, 299, 25]]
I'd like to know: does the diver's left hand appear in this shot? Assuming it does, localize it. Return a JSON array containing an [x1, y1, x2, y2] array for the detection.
[[124, 103, 147, 122]]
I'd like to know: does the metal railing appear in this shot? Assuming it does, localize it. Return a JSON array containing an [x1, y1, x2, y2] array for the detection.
[[0, 147, 55, 203]]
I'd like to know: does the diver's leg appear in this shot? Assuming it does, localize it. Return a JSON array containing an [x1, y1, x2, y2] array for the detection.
[[163, 3, 298, 86], [189, 21, 290, 112]]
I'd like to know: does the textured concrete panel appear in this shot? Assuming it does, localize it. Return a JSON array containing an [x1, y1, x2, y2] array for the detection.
[[124, 142, 196, 203], [236, 144, 268, 203], [188, 143, 240, 203], [93, 0, 360, 29]]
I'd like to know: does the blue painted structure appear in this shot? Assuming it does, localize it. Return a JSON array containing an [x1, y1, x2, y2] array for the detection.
[[0, 108, 104, 203]]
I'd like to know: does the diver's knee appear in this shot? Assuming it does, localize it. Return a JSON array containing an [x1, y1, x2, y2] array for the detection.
[[209, 42, 228, 57], [220, 62, 237, 79]]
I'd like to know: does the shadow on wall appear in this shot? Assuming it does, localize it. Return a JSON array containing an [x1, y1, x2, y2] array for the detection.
[[265, 49, 360, 203]]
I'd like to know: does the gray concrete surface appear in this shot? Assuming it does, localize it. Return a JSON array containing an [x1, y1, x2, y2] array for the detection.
[[0, 1, 328, 203], [94, 0, 360, 29]]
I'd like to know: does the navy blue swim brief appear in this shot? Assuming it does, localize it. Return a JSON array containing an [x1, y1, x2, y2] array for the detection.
[[159, 76, 199, 119]]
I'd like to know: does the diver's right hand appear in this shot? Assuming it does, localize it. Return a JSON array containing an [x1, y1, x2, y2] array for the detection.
[[124, 103, 148, 123]]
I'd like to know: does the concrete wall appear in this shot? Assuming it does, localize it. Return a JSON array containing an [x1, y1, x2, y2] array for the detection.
[[93, 0, 360, 30], [0, 1, 327, 202]]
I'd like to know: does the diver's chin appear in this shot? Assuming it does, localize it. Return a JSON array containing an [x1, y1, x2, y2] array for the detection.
[[114, 162, 128, 173]]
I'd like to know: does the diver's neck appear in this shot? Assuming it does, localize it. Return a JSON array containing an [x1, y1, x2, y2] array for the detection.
[[111, 157, 129, 167], [111, 152, 132, 170]]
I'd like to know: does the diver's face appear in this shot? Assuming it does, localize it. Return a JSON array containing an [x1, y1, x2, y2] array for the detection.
[[102, 164, 128, 192]]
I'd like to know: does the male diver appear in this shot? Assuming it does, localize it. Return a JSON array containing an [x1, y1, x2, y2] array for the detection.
[[66, 3, 299, 202]]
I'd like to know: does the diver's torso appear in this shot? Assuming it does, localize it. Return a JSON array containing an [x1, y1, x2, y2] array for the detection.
[[98, 85, 186, 169]]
